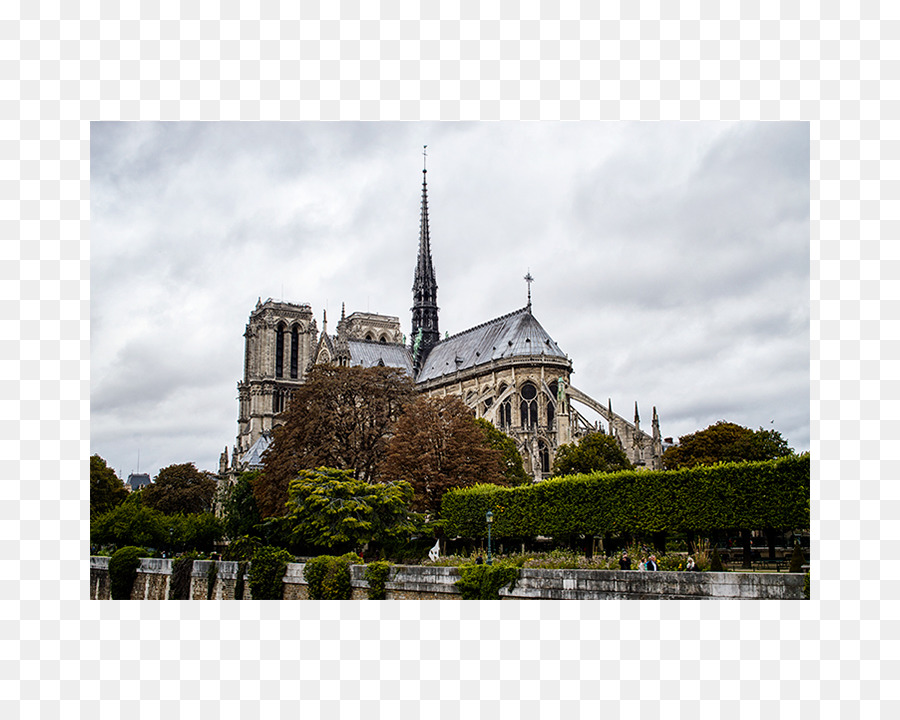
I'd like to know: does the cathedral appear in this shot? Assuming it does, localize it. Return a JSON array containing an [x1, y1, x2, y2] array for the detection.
[[221, 163, 664, 483]]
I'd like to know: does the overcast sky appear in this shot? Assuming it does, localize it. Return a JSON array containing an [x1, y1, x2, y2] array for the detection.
[[91, 121, 810, 480]]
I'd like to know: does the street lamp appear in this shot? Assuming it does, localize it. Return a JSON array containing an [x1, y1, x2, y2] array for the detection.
[[486, 510, 494, 566]]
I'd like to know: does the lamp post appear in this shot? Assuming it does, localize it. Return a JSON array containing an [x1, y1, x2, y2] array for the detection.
[[486, 510, 494, 566]]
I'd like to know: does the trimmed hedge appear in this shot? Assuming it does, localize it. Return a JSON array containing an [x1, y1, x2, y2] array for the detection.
[[442, 454, 809, 539], [363, 561, 392, 600], [248, 546, 294, 600]]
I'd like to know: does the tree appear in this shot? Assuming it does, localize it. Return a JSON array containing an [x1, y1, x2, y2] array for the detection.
[[285, 467, 415, 552], [377, 395, 507, 515], [473, 418, 530, 485], [90, 493, 167, 549], [90, 454, 128, 518], [662, 421, 793, 470], [142, 462, 217, 515], [257, 365, 415, 517], [221, 471, 262, 540], [552, 433, 633, 477]]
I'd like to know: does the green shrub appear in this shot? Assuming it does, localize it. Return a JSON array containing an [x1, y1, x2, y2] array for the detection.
[[248, 545, 294, 600], [455, 564, 519, 600], [363, 561, 392, 600], [303, 553, 361, 600], [109, 546, 145, 599], [207, 562, 218, 600], [169, 554, 196, 600]]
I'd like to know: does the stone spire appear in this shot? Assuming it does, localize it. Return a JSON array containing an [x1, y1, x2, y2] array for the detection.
[[652, 406, 660, 441], [411, 146, 439, 372], [634, 401, 640, 432]]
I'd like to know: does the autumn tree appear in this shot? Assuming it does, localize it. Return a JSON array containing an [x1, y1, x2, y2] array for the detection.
[[142, 462, 217, 515], [256, 365, 415, 517], [378, 395, 507, 516], [90, 454, 128, 518], [552, 433, 633, 477], [473, 418, 530, 485], [662, 421, 793, 470]]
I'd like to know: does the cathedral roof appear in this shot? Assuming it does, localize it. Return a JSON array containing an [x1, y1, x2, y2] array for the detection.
[[241, 433, 271, 468], [347, 340, 414, 375], [415, 307, 568, 383]]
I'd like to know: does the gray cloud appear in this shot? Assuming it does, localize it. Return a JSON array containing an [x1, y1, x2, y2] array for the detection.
[[91, 121, 810, 478]]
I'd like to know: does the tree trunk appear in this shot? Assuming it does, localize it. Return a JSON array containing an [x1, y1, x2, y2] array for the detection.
[[765, 527, 777, 561], [652, 531, 667, 555], [741, 529, 753, 569]]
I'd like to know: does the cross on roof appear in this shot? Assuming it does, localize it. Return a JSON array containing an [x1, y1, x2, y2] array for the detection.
[[524, 271, 534, 309]]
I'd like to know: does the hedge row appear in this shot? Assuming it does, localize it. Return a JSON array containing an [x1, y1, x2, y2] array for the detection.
[[441, 454, 810, 539]]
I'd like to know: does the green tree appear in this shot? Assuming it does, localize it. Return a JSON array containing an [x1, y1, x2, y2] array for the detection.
[[378, 396, 507, 515], [221, 471, 262, 540], [143, 462, 217, 515], [552, 433, 633, 476], [90, 493, 167, 549], [257, 365, 415, 517], [473, 418, 530, 485], [285, 467, 415, 552], [662, 421, 793, 470], [90, 454, 128, 518]]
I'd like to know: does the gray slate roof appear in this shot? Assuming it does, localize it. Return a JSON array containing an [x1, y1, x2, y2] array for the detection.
[[242, 434, 271, 468], [347, 340, 414, 375], [416, 307, 567, 383]]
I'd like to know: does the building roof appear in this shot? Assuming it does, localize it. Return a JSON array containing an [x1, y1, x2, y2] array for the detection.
[[347, 340, 414, 375], [126, 473, 151, 491], [416, 307, 568, 383], [241, 433, 271, 468]]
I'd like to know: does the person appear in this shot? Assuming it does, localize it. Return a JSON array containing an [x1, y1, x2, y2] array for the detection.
[[638, 557, 647, 571], [475, 555, 484, 565], [646, 555, 658, 571], [619, 553, 631, 570], [685, 556, 696, 572]]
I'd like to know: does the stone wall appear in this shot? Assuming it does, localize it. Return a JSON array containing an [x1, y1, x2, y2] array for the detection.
[[90, 557, 805, 600]]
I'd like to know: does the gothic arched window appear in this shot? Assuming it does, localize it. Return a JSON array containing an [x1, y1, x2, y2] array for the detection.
[[290, 325, 299, 379], [275, 322, 286, 378], [538, 440, 550, 475], [499, 398, 512, 428], [546, 394, 555, 429], [520, 382, 538, 428]]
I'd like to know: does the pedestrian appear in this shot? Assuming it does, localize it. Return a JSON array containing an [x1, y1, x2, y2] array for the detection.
[[620, 552, 631, 570], [639, 556, 647, 571], [646, 555, 659, 571], [475, 555, 484, 565], [685, 556, 696, 572]]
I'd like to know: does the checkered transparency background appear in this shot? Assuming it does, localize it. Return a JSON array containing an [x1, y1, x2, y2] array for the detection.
[[5, 1, 894, 717]]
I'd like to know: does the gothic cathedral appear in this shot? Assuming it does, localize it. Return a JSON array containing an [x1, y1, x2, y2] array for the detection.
[[221, 163, 664, 482]]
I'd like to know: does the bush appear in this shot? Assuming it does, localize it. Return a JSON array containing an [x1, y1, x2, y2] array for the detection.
[[363, 561, 392, 600], [109, 546, 145, 600], [303, 553, 361, 600], [169, 554, 196, 600], [248, 545, 294, 600], [455, 564, 519, 600]]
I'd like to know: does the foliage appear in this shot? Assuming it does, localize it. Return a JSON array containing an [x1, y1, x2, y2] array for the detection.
[[168, 554, 197, 600], [207, 561, 218, 600], [257, 365, 415, 517], [91, 494, 167, 549], [378, 395, 507, 515], [234, 561, 248, 600], [789, 543, 805, 573], [143, 463, 217, 515], [224, 534, 262, 561], [454, 563, 519, 600], [170, 513, 223, 554], [473, 418, 530, 486], [247, 545, 294, 600], [90, 454, 129, 518], [662, 421, 793, 470], [108, 546, 145, 600], [441, 454, 810, 540], [221, 471, 262, 540], [285, 467, 415, 551], [710, 547, 724, 572], [363, 561, 392, 600], [552, 433, 633, 476], [303, 553, 361, 600]]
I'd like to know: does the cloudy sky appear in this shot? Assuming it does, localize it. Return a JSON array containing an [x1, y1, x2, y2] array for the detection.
[[91, 121, 809, 480]]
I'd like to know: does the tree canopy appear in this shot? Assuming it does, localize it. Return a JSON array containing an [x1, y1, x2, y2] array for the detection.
[[285, 467, 415, 552], [662, 421, 793, 470], [378, 395, 508, 515], [552, 433, 633, 477], [142, 462, 217, 515], [473, 418, 530, 486], [221, 471, 262, 541], [90, 454, 128, 518], [256, 365, 415, 517]]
